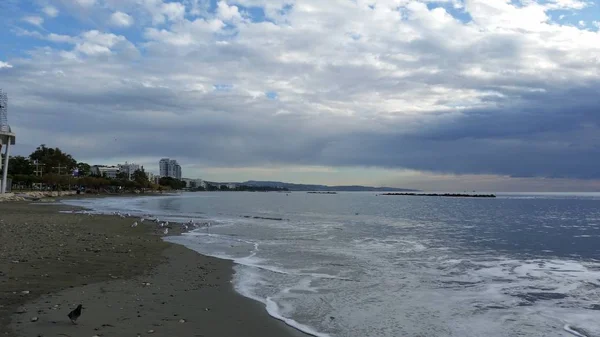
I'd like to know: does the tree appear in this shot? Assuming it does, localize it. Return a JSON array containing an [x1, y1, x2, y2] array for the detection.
[[4, 156, 34, 175], [29, 144, 77, 174], [158, 177, 186, 190], [42, 174, 61, 190], [76, 162, 91, 176], [220, 184, 229, 191], [116, 171, 129, 181], [132, 169, 149, 189], [11, 174, 41, 190]]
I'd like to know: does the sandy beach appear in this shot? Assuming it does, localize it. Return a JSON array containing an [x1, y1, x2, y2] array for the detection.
[[0, 201, 305, 337]]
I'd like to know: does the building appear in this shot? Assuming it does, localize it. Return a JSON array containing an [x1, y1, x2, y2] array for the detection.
[[90, 165, 120, 179], [159, 158, 182, 180], [118, 162, 141, 180], [159, 158, 169, 177], [182, 178, 205, 189], [147, 172, 155, 183], [173, 161, 182, 180]]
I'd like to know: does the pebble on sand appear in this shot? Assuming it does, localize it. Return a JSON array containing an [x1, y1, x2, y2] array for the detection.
[[147, 329, 155, 333], [179, 319, 186, 323], [30, 317, 38, 322]]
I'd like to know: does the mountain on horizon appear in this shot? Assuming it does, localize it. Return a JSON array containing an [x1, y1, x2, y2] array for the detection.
[[242, 180, 419, 192]]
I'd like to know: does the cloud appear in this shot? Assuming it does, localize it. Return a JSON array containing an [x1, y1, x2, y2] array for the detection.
[[74, 0, 96, 7], [42, 5, 59, 17], [217, 1, 242, 21], [73, 30, 137, 56], [47, 33, 77, 43], [22, 15, 44, 26], [109, 11, 134, 27], [3, 0, 600, 187], [0, 61, 13, 69]]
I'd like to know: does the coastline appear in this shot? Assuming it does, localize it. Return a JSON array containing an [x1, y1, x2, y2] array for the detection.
[[0, 201, 306, 337]]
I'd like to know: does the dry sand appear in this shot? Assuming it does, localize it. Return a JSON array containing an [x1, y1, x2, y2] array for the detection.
[[0, 202, 306, 337]]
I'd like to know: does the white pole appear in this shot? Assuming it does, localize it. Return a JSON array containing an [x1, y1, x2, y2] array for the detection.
[[2, 140, 10, 194]]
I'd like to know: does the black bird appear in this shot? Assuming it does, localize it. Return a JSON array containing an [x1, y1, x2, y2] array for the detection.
[[68, 304, 82, 324]]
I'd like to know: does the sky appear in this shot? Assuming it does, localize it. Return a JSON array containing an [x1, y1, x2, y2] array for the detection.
[[0, 0, 599, 191]]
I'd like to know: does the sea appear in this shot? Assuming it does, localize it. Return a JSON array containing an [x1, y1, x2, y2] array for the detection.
[[62, 192, 600, 337]]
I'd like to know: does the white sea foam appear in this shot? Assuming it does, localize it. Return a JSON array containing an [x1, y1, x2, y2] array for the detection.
[[232, 266, 331, 337], [265, 298, 331, 337]]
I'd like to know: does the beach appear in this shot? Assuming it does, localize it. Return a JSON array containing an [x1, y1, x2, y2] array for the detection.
[[0, 201, 305, 337]]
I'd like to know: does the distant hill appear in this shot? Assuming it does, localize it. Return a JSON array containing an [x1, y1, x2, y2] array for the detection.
[[242, 181, 419, 192]]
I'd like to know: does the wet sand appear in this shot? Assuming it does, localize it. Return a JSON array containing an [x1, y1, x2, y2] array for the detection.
[[0, 202, 305, 337]]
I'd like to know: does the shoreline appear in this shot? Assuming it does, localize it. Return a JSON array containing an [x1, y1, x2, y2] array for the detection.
[[0, 201, 306, 337]]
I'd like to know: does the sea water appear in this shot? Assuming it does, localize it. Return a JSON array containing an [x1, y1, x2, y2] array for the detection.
[[63, 192, 600, 337]]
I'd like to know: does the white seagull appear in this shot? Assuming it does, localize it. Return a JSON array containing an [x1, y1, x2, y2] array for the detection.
[[163, 228, 169, 235], [132, 222, 138, 228]]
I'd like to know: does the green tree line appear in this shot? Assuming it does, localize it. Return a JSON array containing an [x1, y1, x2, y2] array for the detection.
[[1, 144, 186, 192]]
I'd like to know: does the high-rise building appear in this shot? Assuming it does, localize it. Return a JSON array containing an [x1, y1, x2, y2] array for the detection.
[[159, 158, 170, 177], [159, 158, 182, 179], [118, 162, 140, 180]]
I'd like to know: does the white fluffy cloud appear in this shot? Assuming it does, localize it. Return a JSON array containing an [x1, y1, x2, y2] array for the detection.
[[544, 0, 589, 9], [73, 30, 137, 56], [42, 6, 59, 17], [22, 15, 44, 26], [3, 0, 600, 186], [0, 61, 13, 69], [109, 11, 134, 27], [217, 1, 242, 21], [74, 0, 96, 7]]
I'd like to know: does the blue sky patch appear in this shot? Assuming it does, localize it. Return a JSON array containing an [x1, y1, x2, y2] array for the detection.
[[265, 91, 278, 100]]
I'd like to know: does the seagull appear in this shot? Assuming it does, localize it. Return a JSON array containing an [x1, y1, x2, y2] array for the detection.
[[154, 218, 160, 223], [132, 222, 138, 228], [159, 222, 165, 228], [182, 224, 188, 230], [140, 218, 145, 223], [68, 304, 83, 324], [163, 228, 169, 235], [164, 221, 169, 226]]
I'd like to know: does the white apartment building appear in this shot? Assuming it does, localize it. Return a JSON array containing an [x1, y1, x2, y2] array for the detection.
[[90, 165, 120, 179], [182, 178, 205, 188], [118, 162, 140, 180], [159, 158, 182, 180], [159, 158, 169, 177]]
